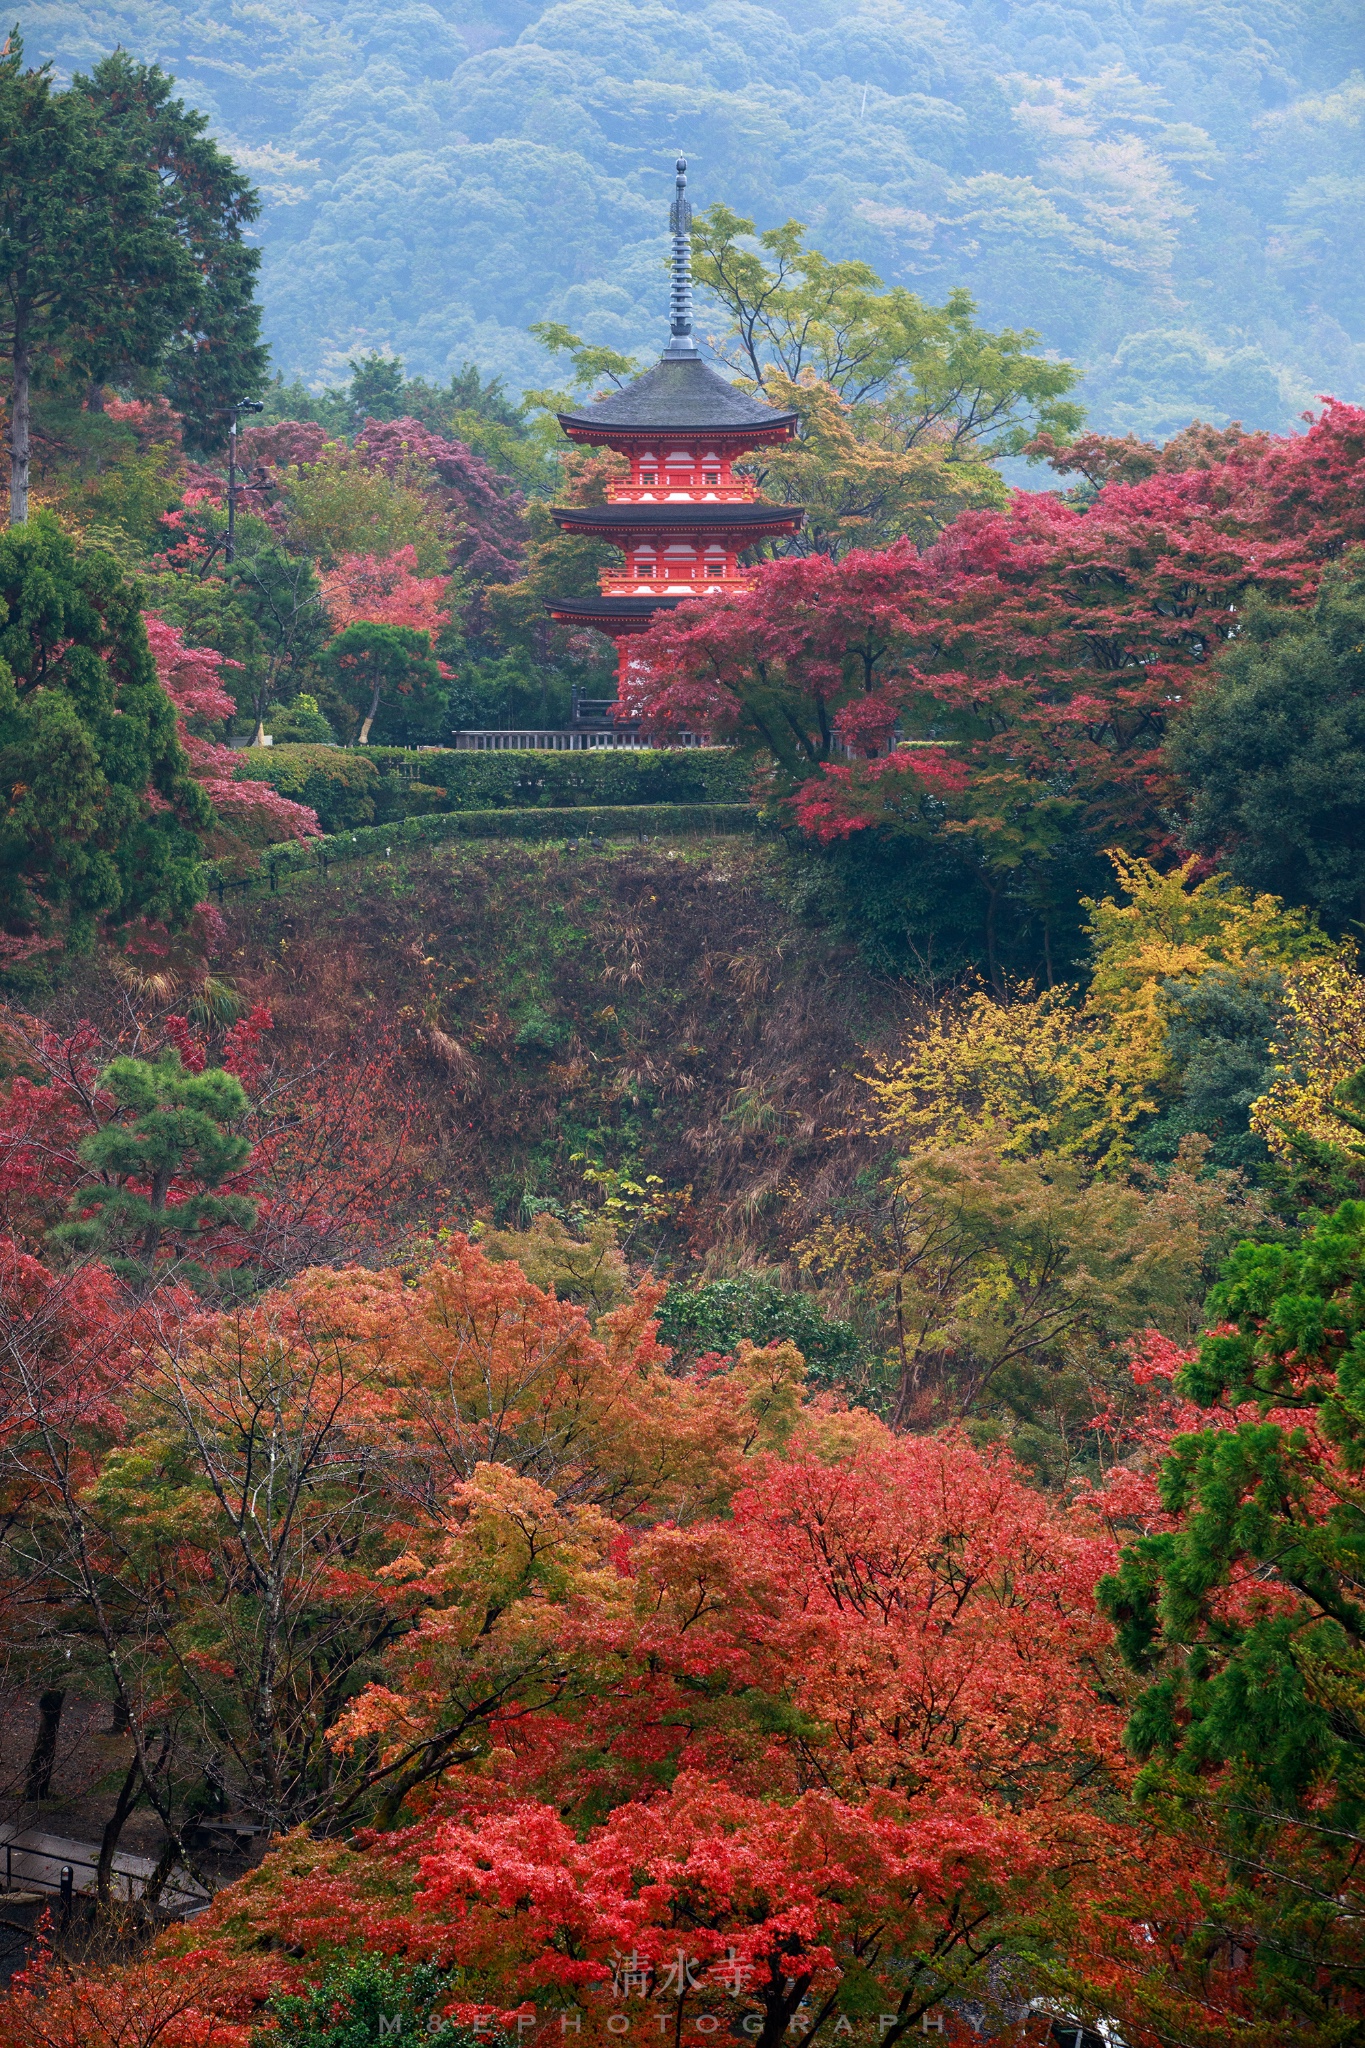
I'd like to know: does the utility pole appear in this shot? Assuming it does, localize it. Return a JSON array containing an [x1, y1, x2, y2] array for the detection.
[[219, 397, 264, 563]]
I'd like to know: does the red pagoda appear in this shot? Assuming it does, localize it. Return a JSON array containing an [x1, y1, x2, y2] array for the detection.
[[545, 158, 804, 688]]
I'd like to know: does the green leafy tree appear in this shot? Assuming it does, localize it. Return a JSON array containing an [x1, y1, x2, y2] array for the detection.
[[323, 620, 444, 745], [526, 320, 642, 402], [73, 52, 267, 454], [797, 1138, 1258, 1471], [1170, 555, 1365, 932], [341, 350, 407, 425], [0, 513, 209, 948], [1099, 1196, 1365, 2033], [693, 207, 1083, 453], [679, 207, 1081, 557], [280, 447, 449, 572], [153, 508, 327, 741], [536, 219, 1078, 560], [50, 1048, 255, 1289], [1132, 965, 1285, 1176], [752, 371, 1005, 558], [228, 560, 321, 740], [479, 446, 625, 709], [0, 32, 200, 522]]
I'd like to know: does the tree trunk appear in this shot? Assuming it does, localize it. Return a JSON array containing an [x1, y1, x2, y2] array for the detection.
[[984, 885, 1004, 998], [888, 1269, 918, 1432], [140, 1830, 185, 1910], [357, 674, 381, 745], [24, 1687, 65, 1802], [95, 1753, 142, 1906], [9, 330, 30, 526]]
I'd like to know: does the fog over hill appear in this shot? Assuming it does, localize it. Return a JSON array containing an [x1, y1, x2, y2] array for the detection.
[[23, 0, 1365, 436]]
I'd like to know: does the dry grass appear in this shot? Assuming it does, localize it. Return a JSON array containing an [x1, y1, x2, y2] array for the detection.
[[201, 838, 916, 1262]]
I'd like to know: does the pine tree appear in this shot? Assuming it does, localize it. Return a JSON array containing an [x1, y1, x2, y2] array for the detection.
[[49, 1048, 255, 1290]]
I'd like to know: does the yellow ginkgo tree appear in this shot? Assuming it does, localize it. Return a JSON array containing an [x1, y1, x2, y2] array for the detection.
[[869, 854, 1327, 1172]]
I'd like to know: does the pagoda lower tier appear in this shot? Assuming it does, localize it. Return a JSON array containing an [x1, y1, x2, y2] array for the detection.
[[545, 593, 687, 640], [549, 501, 804, 602]]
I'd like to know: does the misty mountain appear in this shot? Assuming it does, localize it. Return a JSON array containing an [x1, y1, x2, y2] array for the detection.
[[22, 0, 1365, 435]]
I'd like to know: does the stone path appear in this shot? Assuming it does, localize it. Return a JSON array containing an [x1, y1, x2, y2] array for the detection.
[[0, 1825, 208, 1912]]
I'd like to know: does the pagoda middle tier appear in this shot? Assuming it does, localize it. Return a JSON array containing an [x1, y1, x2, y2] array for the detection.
[[544, 161, 805, 675]]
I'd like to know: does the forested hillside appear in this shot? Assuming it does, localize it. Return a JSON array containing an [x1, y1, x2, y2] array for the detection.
[[22, 0, 1365, 434], [13, 17, 1365, 2039]]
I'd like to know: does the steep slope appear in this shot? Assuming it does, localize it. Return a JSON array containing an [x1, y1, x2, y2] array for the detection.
[[210, 836, 904, 1255]]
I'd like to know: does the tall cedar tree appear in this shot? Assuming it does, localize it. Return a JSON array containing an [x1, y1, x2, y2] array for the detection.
[[73, 53, 268, 454], [0, 514, 209, 947], [0, 35, 196, 521]]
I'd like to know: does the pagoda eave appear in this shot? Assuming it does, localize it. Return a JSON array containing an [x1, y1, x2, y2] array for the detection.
[[546, 596, 689, 634], [550, 505, 804, 540], [558, 417, 795, 449]]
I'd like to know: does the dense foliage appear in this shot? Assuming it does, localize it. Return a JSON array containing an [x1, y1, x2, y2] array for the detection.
[[0, 516, 209, 950], [1171, 555, 1365, 928], [625, 402, 1365, 981], [1099, 1205, 1365, 2029]]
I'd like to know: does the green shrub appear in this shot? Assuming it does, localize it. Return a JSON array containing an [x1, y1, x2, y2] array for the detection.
[[256, 1953, 488, 2048], [658, 1276, 862, 1386], [514, 1002, 568, 1053], [233, 745, 380, 830], [232, 745, 752, 831], [265, 694, 335, 744]]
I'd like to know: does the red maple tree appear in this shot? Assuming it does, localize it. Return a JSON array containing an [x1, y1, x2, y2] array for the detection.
[[319, 545, 452, 645], [145, 614, 320, 842], [622, 401, 1365, 869]]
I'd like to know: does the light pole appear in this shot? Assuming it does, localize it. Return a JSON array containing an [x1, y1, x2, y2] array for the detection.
[[220, 398, 264, 563]]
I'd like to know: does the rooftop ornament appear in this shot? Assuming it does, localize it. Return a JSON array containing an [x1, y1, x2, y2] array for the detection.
[[665, 157, 697, 360]]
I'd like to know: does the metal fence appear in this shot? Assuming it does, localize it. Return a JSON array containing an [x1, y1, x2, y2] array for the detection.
[[451, 730, 709, 751], [0, 1830, 206, 1913]]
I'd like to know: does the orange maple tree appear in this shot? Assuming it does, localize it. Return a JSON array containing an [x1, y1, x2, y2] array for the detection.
[[0, 1241, 1250, 2048]]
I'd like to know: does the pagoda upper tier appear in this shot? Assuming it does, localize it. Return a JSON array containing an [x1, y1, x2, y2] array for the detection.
[[557, 354, 798, 451], [545, 158, 804, 659]]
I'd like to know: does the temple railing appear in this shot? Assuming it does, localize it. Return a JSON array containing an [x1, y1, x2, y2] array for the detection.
[[451, 729, 710, 751]]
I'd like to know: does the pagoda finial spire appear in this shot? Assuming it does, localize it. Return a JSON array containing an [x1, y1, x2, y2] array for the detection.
[[664, 155, 698, 359]]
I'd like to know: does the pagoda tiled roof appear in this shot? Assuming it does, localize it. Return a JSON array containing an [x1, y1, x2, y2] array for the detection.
[[550, 503, 804, 534], [545, 595, 688, 622], [557, 357, 795, 438]]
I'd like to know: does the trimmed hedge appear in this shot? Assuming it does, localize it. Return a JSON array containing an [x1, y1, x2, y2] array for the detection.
[[205, 803, 758, 888], [232, 744, 752, 833]]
